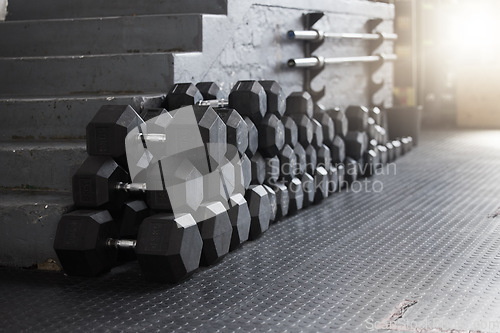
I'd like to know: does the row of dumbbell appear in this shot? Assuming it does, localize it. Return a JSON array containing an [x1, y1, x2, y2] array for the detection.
[[54, 80, 412, 282]]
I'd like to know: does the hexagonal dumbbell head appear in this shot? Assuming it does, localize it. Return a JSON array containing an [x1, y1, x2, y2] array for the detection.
[[345, 131, 368, 160], [250, 152, 266, 185], [377, 145, 388, 165], [314, 166, 329, 203], [245, 185, 271, 240], [229, 80, 267, 124], [196, 82, 226, 100], [289, 114, 313, 146], [367, 117, 377, 141], [259, 80, 286, 118], [305, 144, 317, 175], [370, 106, 382, 125], [54, 210, 118, 276], [194, 201, 232, 266], [316, 144, 332, 169], [263, 184, 278, 223], [228, 194, 251, 250], [265, 156, 280, 184], [345, 157, 359, 183], [330, 135, 346, 164], [285, 91, 314, 118], [345, 105, 369, 132], [301, 172, 315, 208], [189, 105, 227, 166], [136, 212, 203, 282], [385, 141, 395, 162], [270, 181, 290, 220], [244, 117, 259, 158], [326, 107, 348, 138], [293, 143, 307, 176], [337, 164, 346, 190], [278, 144, 297, 181], [310, 118, 324, 148], [232, 153, 251, 195], [142, 155, 203, 213], [313, 109, 335, 145], [139, 108, 168, 121], [281, 116, 298, 148], [374, 125, 387, 144], [166, 158, 205, 214], [165, 83, 203, 111], [362, 149, 380, 177], [258, 114, 285, 157], [72, 156, 129, 213], [288, 177, 304, 214], [216, 108, 249, 156], [119, 200, 150, 238], [392, 139, 402, 159], [327, 164, 338, 194], [400, 137, 410, 154], [202, 158, 235, 208], [86, 105, 143, 163]]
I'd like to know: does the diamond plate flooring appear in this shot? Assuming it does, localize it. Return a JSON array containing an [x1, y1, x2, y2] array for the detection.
[[1, 129, 500, 332]]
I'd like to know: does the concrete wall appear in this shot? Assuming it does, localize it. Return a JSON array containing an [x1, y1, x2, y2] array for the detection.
[[175, 0, 395, 109], [0, 0, 7, 20]]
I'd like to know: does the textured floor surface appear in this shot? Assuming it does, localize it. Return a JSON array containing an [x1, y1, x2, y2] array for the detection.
[[1, 129, 500, 333]]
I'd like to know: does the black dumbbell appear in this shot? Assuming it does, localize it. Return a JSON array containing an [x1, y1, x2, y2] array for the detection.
[[313, 104, 335, 146], [250, 152, 266, 185], [310, 118, 324, 148], [277, 144, 297, 180], [263, 184, 278, 223], [293, 143, 307, 176], [344, 131, 368, 160], [327, 165, 338, 194], [282, 116, 299, 148], [53, 210, 203, 282], [301, 172, 315, 208], [270, 181, 290, 220], [227, 193, 252, 251], [337, 164, 346, 190], [72, 156, 204, 214], [258, 113, 285, 157], [314, 166, 329, 203], [246, 185, 272, 240], [345, 105, 369, 132], [265, 156, 280, 184], [287, 177, 304, 214], [326, 107, 348, 139], [194, 201, 233, 266], [385, 141, 395, 162], [344, 157, 359, 184], [259, 80, 286, 118]]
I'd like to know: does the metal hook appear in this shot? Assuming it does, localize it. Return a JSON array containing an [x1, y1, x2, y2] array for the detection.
[[302, 12, 326, 103]]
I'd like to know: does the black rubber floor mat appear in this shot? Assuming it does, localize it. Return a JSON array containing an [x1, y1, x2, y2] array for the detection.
[[2, 130, 500, 332]]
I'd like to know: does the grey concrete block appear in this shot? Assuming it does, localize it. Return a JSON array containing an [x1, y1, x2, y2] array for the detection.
[[0, 94, 164, 140], [0, 141, 87, 191], [0, 190, 73, 267], [0, 53, 174, 98], [0, 14, 202, 57], [6, 0, 227, 20]]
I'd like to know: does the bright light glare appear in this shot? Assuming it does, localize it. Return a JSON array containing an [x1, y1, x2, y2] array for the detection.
[[444, 1, 500, 55]]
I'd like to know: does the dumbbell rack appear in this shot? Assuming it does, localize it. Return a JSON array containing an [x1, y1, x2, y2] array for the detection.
[[288, 12, 397, 106]]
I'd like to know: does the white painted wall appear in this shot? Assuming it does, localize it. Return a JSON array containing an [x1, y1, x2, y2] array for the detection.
[[0, 0, 7, 20]]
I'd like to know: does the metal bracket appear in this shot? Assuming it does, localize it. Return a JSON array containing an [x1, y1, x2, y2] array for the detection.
[[302, 12, 326, 103], [366, 18, 385, 106]]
